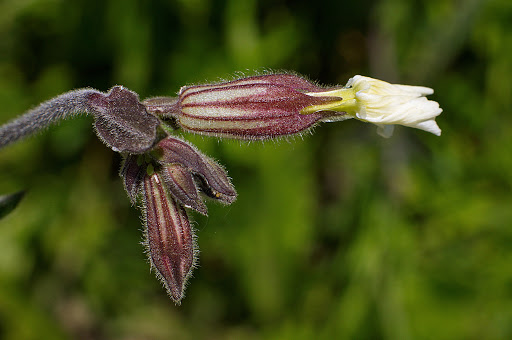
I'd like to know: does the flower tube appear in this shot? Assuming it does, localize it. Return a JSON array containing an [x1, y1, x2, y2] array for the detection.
[[146, 74, 442, 139], [144, 74, 344, 139]]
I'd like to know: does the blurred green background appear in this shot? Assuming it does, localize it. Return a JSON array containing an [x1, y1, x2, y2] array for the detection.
[[1, 0, 511, 339]]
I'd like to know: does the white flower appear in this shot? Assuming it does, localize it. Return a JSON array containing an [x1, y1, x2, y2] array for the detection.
[[303, 75, 443, 138]]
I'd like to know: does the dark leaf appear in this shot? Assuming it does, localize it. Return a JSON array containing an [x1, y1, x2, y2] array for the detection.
[[0, 191, 25, 219], [88, 86, 161, 154]]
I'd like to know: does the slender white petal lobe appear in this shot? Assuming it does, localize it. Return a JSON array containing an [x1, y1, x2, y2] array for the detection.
[[346, 75, 442, 137]]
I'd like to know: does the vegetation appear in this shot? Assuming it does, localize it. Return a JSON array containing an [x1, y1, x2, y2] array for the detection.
[[0, 0, 510, 339]]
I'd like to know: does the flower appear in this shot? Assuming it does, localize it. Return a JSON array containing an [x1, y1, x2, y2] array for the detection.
[[0, 70, 444, 305], [302, 75, 442, 138], [145, 74, 442, 139]]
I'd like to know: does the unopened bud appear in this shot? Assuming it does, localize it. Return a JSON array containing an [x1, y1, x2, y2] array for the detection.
[[120, 155, 146, 205], [154, 137, 237, 205], [160, 164, 208, 215], [143, 171, 196, 304]]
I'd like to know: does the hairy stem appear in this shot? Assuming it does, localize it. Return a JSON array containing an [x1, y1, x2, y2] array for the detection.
[[0, 88, 100, 149]]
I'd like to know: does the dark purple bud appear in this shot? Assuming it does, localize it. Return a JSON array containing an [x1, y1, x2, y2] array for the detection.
[[88, 86, 161, 154], [160, 164, 208, 215], [145, 74, 343, 140], [143, 171, 196, 304], [120, 155, 146, 205], [154, 137, 237, 205]]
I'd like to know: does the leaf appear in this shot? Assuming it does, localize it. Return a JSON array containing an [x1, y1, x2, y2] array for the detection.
[[0, 191, 25, 219], [88, 86, 161, 154]]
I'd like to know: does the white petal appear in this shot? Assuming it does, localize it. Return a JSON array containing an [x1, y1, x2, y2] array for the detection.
[[393, 84, 434, 96], [376, 124, 395, 138], [409, 120, 442, 136], [341, 75, 443, 137]]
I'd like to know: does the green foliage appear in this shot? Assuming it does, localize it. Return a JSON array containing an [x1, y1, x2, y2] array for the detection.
[[0, 0, 511, 339]]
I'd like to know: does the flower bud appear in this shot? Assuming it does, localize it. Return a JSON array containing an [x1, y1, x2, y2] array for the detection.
[[120, 155, 146, 205], [154, 137, 237, 205], [160, 163, 207, 215], [144, 74, 344, 139], [143, 171, 196, 304]]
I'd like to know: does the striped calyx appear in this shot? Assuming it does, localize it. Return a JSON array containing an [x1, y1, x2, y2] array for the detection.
[[144, 74, 345, 139], [143, 171, 196, 304]]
